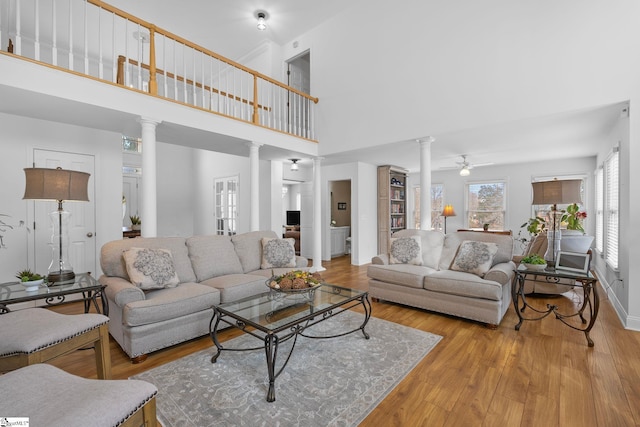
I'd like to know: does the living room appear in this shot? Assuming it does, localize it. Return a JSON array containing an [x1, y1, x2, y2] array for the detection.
[[0, 0, 639, 425]]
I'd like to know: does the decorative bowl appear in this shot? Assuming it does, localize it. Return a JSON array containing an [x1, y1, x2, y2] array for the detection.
[[523, 263, 546, 271], [265, 270, 323, 294], [21, 278, 44, 292]]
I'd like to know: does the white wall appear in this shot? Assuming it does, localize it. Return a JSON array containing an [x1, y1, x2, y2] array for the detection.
[[156, 142, 195, 237], [0, 112, 122, 281]]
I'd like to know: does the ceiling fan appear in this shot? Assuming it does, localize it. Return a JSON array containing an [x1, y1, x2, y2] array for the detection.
[[441, 155, 494, 176]]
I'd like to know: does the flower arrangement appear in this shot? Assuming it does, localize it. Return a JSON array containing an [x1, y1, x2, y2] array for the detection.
[[562, 203, 587, 232]]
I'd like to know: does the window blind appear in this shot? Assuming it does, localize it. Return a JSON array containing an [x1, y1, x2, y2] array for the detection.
[[605, 150, 619, 269], [595, 167, 604, 253]]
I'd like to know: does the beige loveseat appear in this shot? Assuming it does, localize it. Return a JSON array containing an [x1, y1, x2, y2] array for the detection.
[[367, 229, 515, 327], [99, 230, 308, 362]]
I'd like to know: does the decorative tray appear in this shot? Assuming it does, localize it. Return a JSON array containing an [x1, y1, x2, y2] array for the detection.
[[265, 270, 323, 294]]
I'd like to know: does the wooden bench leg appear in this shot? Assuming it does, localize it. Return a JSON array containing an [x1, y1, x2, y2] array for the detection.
[[94, 323, 112, 379]]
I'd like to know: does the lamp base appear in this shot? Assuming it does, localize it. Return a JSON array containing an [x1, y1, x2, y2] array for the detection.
[[47, 270, 75, 284]]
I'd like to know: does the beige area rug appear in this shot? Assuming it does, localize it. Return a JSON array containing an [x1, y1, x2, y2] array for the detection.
[[132, 311, 442, 427]]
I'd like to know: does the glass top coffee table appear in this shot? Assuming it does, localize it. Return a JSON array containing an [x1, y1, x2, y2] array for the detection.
[[209, 283, 371, 402]]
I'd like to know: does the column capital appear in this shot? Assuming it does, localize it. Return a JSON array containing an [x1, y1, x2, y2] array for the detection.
[[247, 141, 264, 149], [418, 136, 435, 146], [137, 116, 162, 127]]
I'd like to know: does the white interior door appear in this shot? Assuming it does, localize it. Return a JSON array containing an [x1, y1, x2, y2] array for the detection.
[[123, 175, 140, 227], [32, 149, 96, 277]]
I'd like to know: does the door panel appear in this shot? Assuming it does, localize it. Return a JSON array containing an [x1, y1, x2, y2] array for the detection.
[[33, 150, 96, 277]]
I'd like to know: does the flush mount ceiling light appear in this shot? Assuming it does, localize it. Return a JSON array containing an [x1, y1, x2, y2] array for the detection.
[[255, 10, 268, 31], [290, 159, 300, 171]]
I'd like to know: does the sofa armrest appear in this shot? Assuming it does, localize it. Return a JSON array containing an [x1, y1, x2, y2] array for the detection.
[[371, 254, 389, 265], [484, 261, 516, 285], [295, 255, 309, 268], [99, 275, 145, 308]]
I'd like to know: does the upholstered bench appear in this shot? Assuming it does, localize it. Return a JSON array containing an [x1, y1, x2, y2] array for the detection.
[[0, 308, 111, 379], [0, 364, 157, 426]]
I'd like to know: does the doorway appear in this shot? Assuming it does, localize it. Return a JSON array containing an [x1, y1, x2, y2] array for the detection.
[[286, 51, 310, 134]]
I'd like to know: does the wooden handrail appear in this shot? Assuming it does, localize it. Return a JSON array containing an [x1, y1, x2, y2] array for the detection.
[[116, 56, 271, 111], [88, 0, 318, 104]]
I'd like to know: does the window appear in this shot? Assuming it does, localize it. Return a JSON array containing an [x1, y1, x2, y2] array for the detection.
[[605, 149, 619, 269], [214, 176, 238, 236], [413, 184, 444, 231], [466, 181, 506, 229], [122, 136, 142, 153], [595, 167, 604, 253]]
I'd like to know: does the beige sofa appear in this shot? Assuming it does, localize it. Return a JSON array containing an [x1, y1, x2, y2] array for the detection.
[[99, 230, 308, 362], [367, 229, 515, 327]]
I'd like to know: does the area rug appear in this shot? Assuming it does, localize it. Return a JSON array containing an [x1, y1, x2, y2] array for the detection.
[[132, 311, 442, 427]]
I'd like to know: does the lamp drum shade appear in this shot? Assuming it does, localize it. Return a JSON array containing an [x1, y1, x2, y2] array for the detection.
[[531, 179, 581, 205], [442, 204, 456, 217], [23, 168, 90, 202]]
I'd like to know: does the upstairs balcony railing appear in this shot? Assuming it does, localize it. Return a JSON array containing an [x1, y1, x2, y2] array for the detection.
[[0, 0, 318, 141]]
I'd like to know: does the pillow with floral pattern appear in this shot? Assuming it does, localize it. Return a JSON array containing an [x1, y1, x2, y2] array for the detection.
[[389, 236, 423, 265], [450, 240, 498, 277], [123, 247, 180, 289], [261, 238, 297, 269]]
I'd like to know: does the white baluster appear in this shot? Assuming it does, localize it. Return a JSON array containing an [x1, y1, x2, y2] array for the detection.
[[163, 36, 167, 97], [111, 12, 115, 82], [209, 56, 213, 110], [125, 19, 129, 87], [83, 0, 88, 74], [34, 0, 39, 60], [182, 44, 187, 102], [14, 0, 21, 55], [49, 0, 59, 64], [192, 50, 196, 106], [172, 38, 177, 100], [68, 0, 73, 70], [98, 7, 103, 79], [136, 23, 141, 90]]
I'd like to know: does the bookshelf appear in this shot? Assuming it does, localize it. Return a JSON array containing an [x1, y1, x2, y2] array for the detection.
[[378, 165, 408, 254]]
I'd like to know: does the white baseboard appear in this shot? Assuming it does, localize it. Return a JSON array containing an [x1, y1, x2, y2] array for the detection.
[[596, 266, 640, 331]]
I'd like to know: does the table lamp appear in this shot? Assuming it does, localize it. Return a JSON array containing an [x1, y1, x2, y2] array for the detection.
[[23, 167, 90, 283], [441, 204, 456, 234], [531, 179, 582, 266]]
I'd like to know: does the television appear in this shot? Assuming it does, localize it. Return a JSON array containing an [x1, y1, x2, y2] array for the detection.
[[286, 210, 301, 226]]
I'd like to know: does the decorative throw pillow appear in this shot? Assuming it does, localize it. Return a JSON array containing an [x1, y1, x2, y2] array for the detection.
[[261, 238, 296, 269], [450, 240, 499, 277], [123, 247, 180, 290], [389, 235, 423, 265]]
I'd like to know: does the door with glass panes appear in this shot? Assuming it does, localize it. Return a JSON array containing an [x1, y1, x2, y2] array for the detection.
[[215, 176, 238, 235]]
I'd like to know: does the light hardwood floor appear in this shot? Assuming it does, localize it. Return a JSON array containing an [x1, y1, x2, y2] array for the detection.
[[46, 256, 640, 426]]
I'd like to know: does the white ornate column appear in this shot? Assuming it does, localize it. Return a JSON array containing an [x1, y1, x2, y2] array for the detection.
[[420, 137, 435, 230], [139, 117, 161, 237], [312, 157, 325, 272], [249, 142, 262, 231]]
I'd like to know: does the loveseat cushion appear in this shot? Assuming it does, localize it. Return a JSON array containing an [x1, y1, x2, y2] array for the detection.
[[391, 229, 444, 269], [199, 274, 268, 303], [367, 264, 436, 289], [439, 231, 513, 271], [186, 235, 243, 282], [122, 283, 219, 327], [231, 231, 279, 273], [100, 237, 197, 284], [423, 270, 504, 301]]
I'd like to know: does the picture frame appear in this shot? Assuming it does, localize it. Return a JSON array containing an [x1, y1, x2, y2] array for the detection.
[[337, 202, 347, 210], [554, 251, 590, 275]]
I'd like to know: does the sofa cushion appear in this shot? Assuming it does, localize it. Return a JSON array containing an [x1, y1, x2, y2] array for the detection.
[[231, 230, 279, 273], [122, 283, 219, 327], [389, 235, 423, 265], [450, 240, 499, 277], [123, 248, 180, 290], [392, 229, 444, 269], [367, 264, 435, 289], [100, 237, 197, 284], [186, 235, 243, 282], [423, 270, 504, 301], [261, 237, 296, 269], [439, 231, 513, 271], [199, 274, 268, 303]]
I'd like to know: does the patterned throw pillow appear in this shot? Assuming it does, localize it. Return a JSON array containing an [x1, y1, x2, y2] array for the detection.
[[389, 236, 423, 265], [261, 238, 296, 269], [123, 247, 180, 290], [450, 240, 499, 277]]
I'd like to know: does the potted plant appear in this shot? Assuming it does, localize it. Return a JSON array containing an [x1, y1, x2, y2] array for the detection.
[[520, 254, 547, 271], [130, 215, 141, 231], [560, 203, 593, 252], [15, 269, 45, 291]]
